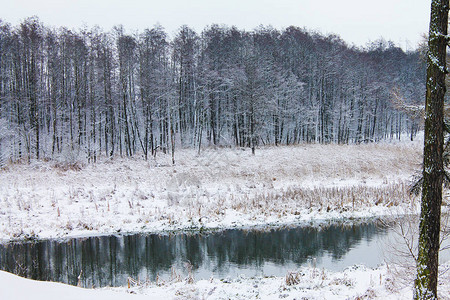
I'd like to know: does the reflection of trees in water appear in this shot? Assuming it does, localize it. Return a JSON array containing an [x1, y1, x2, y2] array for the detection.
[[0, 222, 383, 287], [203, 223, 382, 269]]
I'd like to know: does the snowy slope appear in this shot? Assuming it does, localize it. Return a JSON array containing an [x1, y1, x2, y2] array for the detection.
[[0, 270, 149, 300]]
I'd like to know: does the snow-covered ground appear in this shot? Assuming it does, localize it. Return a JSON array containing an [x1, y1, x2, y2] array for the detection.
[[0, 141, 423, 242], [3, 137, 450, 299], [2, 262, 450, 299]]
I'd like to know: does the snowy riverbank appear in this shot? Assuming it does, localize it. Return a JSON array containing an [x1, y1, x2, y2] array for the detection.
[[2, 262, 450, 300], [0, 141, 423, 242], [2, 138, 450, 299]]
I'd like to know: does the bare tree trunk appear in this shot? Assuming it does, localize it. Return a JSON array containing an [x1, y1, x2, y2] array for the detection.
[[414, 1, 448, 299]]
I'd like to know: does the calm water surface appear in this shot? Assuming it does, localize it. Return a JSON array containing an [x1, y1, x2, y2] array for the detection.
[[0, 221, 402, 287]]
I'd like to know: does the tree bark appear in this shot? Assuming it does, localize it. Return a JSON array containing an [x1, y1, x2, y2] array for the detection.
[[414, 1, 449, 299]]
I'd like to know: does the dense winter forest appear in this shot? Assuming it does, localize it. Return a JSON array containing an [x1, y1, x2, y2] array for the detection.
[[0, 17, 425, 164]]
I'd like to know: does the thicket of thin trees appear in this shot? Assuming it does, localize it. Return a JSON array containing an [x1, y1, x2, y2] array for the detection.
[[0, 17, 425, 164]]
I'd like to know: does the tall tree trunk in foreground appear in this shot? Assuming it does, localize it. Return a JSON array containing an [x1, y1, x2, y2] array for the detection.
[[414, 1, 448, 299]]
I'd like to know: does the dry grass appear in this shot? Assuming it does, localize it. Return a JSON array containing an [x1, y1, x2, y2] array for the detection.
[[0, 142, 423, 240], [183, 182, 419, 223], [285, 271, 301, 286]]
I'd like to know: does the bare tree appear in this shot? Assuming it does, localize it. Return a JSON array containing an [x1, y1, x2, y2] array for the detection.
[[0, 18, 430, 163]]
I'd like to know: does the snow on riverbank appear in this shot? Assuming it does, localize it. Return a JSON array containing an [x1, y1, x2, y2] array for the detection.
[[2, 262, 450, 299], [0, 141, 423, 242], [2, 137, 450, 299], [0, 270, 149, 300]]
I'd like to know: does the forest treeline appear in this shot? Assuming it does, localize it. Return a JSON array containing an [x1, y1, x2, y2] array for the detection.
[[0, 17, 424, 164]]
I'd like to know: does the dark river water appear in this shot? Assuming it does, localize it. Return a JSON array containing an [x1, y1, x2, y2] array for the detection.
[[0, 221, 400, 288]]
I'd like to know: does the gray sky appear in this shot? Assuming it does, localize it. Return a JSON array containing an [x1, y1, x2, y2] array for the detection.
[[2, 0, 430, 49]]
